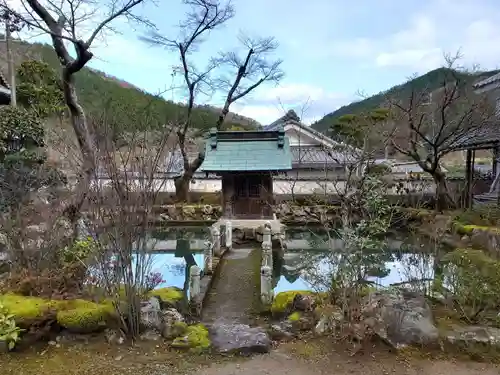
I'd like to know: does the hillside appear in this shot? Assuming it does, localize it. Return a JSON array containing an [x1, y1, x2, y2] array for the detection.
[[0, 37, 261, 134], [311, 67, 500, 135]]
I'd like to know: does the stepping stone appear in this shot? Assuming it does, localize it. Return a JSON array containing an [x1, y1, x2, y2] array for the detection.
[[209, 323, 271, 355]]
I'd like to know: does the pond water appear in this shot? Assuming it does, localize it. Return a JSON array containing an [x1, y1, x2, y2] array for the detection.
[[134, 226, 209, 294], [135, 225, 439, 296], [274, 227, 438, 294]]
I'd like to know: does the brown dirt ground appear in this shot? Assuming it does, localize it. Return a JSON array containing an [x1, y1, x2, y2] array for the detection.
[[2, 336, 499, 375]]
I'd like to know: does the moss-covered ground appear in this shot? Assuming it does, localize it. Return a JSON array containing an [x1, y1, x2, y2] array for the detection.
[[3, 336, 500, 375]]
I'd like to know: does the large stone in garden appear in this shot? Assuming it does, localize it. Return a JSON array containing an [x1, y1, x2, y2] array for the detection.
[[140, 296, 162, 331], [160, 308, 186, 339], [209, 322, 271, 355], [361, 288, 438, 349], [445, 325, 500, 347], [140, 296, 186, 338]]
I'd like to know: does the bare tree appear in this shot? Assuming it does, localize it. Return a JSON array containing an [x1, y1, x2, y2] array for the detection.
[[84, 111, 177, 339], [1, 6, 26, 107], [142, 0, 284, 201], [387, 56, 494, 210], [1, 0, 150, 229]]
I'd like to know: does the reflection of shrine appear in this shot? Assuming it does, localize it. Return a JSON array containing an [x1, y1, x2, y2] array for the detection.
[[272, 251, 326, 288], [172, 230, 199, 305]]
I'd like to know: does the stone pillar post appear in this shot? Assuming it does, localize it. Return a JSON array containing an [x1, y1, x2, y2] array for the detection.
[[263, 221, 272, 245], [260, 265, 273, 305], [225, 220, 232, 250], [204, 241, 213, 274], [262, 241, 273, 270], [189, 265, 201, 302], [211, 226, 221, 257]]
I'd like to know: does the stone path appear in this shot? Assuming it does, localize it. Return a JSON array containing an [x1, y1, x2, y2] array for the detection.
[[201, 247, 271, 354], [197, 350, 500, 375]]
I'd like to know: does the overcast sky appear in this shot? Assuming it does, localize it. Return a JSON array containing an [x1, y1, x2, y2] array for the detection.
[[10, 0, 500, 125]]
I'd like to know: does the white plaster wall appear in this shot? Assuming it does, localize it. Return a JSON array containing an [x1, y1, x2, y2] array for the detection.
[[286, 128, 316, 146], [93, 177, 435, 194]]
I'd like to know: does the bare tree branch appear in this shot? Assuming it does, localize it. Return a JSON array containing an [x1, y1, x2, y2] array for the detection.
[[215, 34, 283, 128], [142, 0, 284, 201], [1, 0, 150, 231], [387, 54, 495, 210]]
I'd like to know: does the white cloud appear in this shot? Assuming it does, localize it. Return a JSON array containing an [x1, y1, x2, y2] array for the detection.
[[7, 0, 159, 69], [231, 83, 352, 125], [328, 0, 500, 72]]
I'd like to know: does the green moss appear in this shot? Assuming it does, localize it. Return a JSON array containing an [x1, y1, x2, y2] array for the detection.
[[172, 321, 188, 335], [271, 290, 313, 314], [288, 311, 302, 321], [171, 324, 211, 353], [0, 294, 55, 322], [56, 300, 114, 333], [0, 294, 114, 332], [359, 285, 377, 298], [453, 222, 500, 236], [462, 225, 500, 234], [148, 287, 183, 304]]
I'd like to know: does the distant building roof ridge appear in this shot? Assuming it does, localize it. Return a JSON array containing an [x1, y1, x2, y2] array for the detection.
[[473, 71, 500, 89]]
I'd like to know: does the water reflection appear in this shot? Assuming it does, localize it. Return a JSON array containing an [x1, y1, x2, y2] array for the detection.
[[274, 227, 439, 294], [135, 227, 209, 294]]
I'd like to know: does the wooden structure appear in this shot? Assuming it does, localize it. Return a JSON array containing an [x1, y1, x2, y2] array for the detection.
[[201, 128, 292, 219], [446, 125, 500, 207]]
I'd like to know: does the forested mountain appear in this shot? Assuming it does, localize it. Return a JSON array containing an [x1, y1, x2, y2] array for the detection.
[[0, 37, 261, 134], [311, 67, 500, 135]]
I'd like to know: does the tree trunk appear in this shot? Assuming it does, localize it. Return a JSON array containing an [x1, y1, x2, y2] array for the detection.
[[61, 70, 95, 235], [5, 18, 16, 107], [433, 170, 455, 211], [174, 173, 192, 203]]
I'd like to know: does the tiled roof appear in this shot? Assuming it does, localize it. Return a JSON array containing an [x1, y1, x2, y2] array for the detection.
[[200, 129, 292, 172], [264, 110, 363, 158], [443, 124, 500, 151], [473, 72, 500, 90], [291, 145, 353, 167], [264, 110, 337, 145], [263, 110, 301, 130]]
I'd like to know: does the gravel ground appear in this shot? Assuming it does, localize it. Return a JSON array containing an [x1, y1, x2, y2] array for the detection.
[[198, 348, 500, 375]]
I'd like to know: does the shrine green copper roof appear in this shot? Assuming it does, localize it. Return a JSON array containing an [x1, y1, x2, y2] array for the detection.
[[200, 128, 292, 172]]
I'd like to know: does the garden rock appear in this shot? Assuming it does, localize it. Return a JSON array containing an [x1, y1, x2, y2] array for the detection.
[[209, 323, 271, 355], [140, 296, 162, 331], [160, 308, 186, 339], [104, 328, 125, 345], [361, 288, 438, 349], [292, 293, 316, 312], [287, 312, 316, 332], [268, 322, 294, 341], [140, 329, 162, 341], [314, 306, 344, 336], [445, 325, 500, 347], [470, 228, 500, 256]]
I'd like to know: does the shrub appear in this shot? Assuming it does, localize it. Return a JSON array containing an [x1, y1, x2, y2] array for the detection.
[[0, 302, 24, 350], [59, 237, 98, 264], [144, 272, 166, 292], [441, 248, 500, 323], [6, 263, 88, 298], [454, 205, 500, 227], [4, 237, 97, 298]]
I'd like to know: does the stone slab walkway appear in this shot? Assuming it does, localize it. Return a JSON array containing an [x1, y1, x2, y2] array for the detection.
[[201, 247, 271, 354]]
